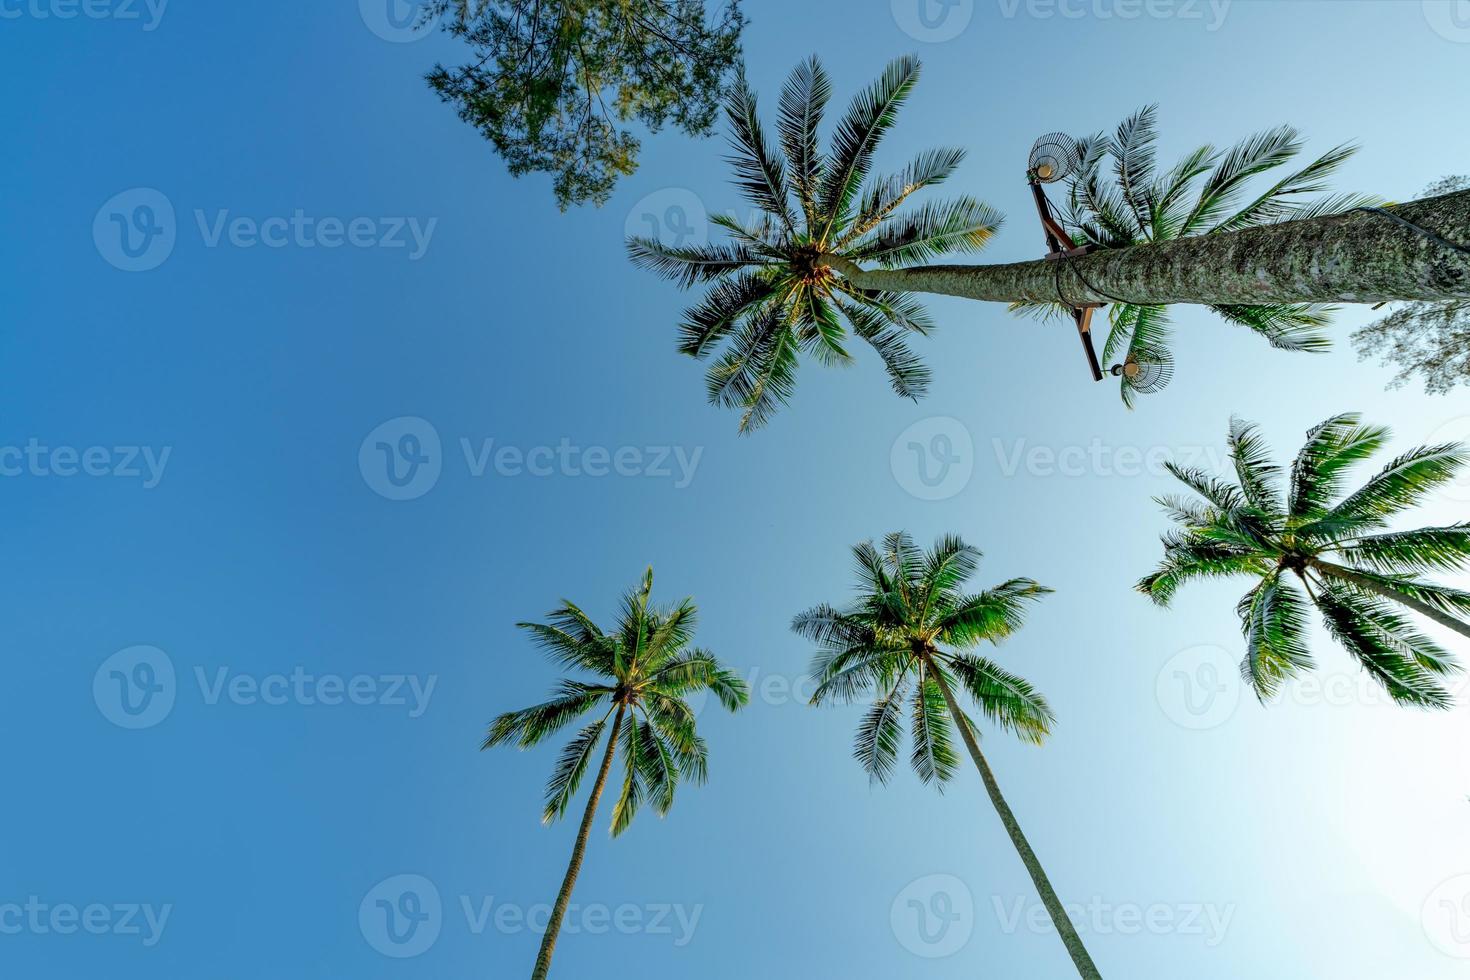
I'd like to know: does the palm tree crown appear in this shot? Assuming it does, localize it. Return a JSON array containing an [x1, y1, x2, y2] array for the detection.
[[628, 55, 1001, 432], [1038, 105, 1378, 405], [488, 568, 749, 832], [792, 532, 1054, 784], [1140, 414, 1470, 708]]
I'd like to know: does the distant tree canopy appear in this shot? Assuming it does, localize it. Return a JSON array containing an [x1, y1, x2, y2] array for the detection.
[[1353, 175, 1470, 394], [426, 0, 746, 209]]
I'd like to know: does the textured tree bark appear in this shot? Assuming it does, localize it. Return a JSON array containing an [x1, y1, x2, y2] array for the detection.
[[1308, 559, 1470, 641], [530, 705, 625, 980], [928, 664, 1104, 980], [822, 190, 1470, 307]]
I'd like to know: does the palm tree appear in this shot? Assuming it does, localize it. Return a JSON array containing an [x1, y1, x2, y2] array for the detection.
[[1019, 105, 1379, 406], [487, 568, 749, 980], [630, 55, 1470, 429], [1139, 414, 1470, 708], [792, 532, 1103, 980], [628, 54, 1002, 431]]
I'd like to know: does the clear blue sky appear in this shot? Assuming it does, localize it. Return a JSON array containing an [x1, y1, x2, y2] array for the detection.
[[4, 2, 1470, 978]]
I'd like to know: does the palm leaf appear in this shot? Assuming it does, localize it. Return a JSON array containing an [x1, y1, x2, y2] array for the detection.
[[777, 55, 830, 231], [542, 716, 609, 823], [724, 75, 796, 232], [817, 54, 921, 242]]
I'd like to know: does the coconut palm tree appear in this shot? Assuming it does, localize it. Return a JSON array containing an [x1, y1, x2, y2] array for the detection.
[[1020, 105, 1379, 406], [792, 532, 1103, 980], [628, 54, 1002, 431], [1139, 414, 1470, 708], [630, 55, 1470, 430], [488, 568, 749, 980]]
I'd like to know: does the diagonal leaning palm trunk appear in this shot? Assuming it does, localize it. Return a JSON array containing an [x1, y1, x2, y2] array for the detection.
[[1307, 558, 1470, 641], [928, 663, 1103, 980], [822, 191, 1470, 308], [531, 704, 626, 980]]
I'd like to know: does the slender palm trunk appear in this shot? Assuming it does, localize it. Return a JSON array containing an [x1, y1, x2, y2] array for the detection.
[[531, 704, 625, 980], [822, 190, 1470, 307], [1308, 558, 1470, 641], [928, 665, 1103, 980]]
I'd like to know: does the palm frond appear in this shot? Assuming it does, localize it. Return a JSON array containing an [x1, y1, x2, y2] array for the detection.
[[835, 297, 931, 399], [1210, 304, 1334, 353], [1325, 443, 1468, 527], [841, 146, 968, 246], [817, 54, 921, 242], [1312, 584, 1455, 708], [1288, 413, 1389, 518], [848, 196, 1002, 266], [1338, 524, 1470, 575], [1181, 125, 1302, 236], [1237, 574, 1313, 701], [677, 272, 778, 358], [1227, 417, 1284, 516], [626, 236, 763, 288], [542, 716, 609, 823], [854, 678, 908, 784], [609, 713, 646, 835], [724, 75, 796, 233], [1108, 105, 1160, 237], [1210, 143, 1360, 232], [910, 676, 958, 786], [777, 55, 831, 232], [936, 578, 1052, 647], [942, 654, 1054, 745], [485, 680, 611, 749]]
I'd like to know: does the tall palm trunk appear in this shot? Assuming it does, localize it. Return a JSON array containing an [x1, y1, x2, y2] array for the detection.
[[1308, 558, 1470, 641], [531, 704, 626, 980], [822, 190, 1470, 308], [928, 665, 1103, 980]]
